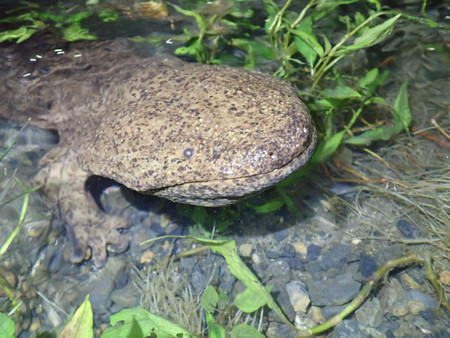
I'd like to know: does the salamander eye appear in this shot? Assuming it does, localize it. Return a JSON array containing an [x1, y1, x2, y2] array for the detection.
[[183, 148, 194, 159]]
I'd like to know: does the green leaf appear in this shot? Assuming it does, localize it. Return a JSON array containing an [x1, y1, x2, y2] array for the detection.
[[346, 82, 411, 146], [59, 295, 93, 338], [365, 96, 387, 105], [321, 33, 332, 55], [321, 86, 361, 100], [217, 289, 228, 310], [206, 313, 226, 338], [309, 99, 334, 111], [63, 23, 97, 41], [195, 239, 292, 327], [355, 14, 400, 45], [248, 198, 284, 214], [341, 14, 401, 52], [0, 27, 30, 43], [192, 206, 208, 226], [345, 126, 398, 145], [310, 130, 346, 164], [175, 38, 203, 57], [201, 286, 219, 313], [66, 11, 93, 23], [102, 307, 193, 338], [293, 31, 324, 58], [16, 28, 37, 43], [99, 9, 118, 22], [358, 68, 379, 89], [230, 324, 265, 338], [292, 16, 323, 67], [234, 287, 268, 312], [0, 313, 15, 338], [393, 81, 411, 132]]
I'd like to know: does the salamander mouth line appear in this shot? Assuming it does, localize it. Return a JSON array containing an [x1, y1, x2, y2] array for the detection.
[[144, 138, 316, 190]]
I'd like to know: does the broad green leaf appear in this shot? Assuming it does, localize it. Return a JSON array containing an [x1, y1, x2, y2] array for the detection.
[[175, 38, 204, 58], [354, 11, 366, 27], [365, 96, 387, 105], [192, 206, 208, 226], [63, 23, 96, 41], [309, 99, 334, 111], [293, 30, 324, 58], [59, 295, 93, 338], [310, 130, 346, 164], [99, 9, 118, 22], [37, 11, 64, 22], [341, 14, 401, 52], [358, 68, 379, 89], [230, 324, 265, 338], [16, 28, 37, 43], [249, 198, 284, 213], [321, 33, 332, 54], [194, 239, 293, 327], [354, 14, 400, 46], [217, 289, 228, 310], [201, 286, 219, 313], [0, 27, 27, 43], [345, 126, 398, 145], [321, 86, 361, 100], [294, 35, 317, 67], [206, 313, 226, 338], [292, 16, 323, 67], [66, 11, 93, 23], [229, 8, 254, 20], [220, 18, 238, 30], [0, 313, 15, 338], [102, 307, 193, 338], [393, 81, 411, 131], [346, 82, 411, 146], [234, 287, 267, 312]]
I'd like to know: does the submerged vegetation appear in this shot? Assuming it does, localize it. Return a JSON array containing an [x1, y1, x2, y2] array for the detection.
[[0, 0, 449, 336]]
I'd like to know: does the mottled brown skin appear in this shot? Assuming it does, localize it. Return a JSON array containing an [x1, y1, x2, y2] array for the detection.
[[0, 38, 316, 266]]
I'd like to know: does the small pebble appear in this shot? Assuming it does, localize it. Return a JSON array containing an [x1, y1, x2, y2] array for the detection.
[[238, 243, 253, 257], [306, 273, 360, 306], [419, 309, 436, 324], [311, 306, 325, 324], [397, 219, 421, 238], [320, 244, 352, 270], [29, 319, 41, 332], [273, 228, 290, 242], [266, 245, 295, 259], [406, 289, 436, 312], [359, 253, 378, 278], [401, 273, 421, 289], [286, 282, 310, 313], [306, 244, 321, 261], [292, 241, 307, 256], [355, 297, 384, 327], [251, 252, 262, 265], [276, 288, 296, 322], [286, 257, 305, 271], [438, 271, 450, 286], [140, 250, 155, 264]]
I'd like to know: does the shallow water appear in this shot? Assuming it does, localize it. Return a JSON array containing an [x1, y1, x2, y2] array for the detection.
[[0, 1, 449, 336]]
